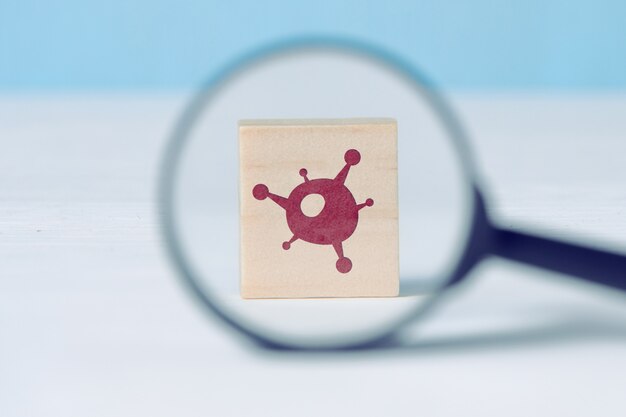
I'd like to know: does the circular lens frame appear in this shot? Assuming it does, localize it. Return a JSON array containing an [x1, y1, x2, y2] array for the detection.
[[159, 36, 481, 350]]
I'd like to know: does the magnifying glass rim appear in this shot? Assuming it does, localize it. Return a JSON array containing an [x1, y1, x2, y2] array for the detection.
[[158, 35, 482, 350]]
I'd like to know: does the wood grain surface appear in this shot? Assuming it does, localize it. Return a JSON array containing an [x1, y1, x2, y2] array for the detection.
[[239, 119, 399, 298]]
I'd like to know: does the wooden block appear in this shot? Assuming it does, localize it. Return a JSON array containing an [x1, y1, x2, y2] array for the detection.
[[239, 119, 399, 298]]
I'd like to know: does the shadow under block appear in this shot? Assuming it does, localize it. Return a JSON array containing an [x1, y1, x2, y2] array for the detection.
[[239, 119, 399, 298]]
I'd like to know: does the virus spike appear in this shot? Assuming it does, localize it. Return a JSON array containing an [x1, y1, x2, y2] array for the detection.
[[332, 240, 344, 258], [357, 198, 374, 211], [332, 241, 352, 273], [299, 168, 309, 182], [334, 149, 361, 184], [282, 235, 298, 250], [252, 184, 289, 210]]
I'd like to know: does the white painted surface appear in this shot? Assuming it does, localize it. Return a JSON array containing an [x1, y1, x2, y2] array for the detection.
[[1, 94, 626, 416]]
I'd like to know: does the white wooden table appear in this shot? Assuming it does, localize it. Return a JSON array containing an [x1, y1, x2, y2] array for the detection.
[[2, 94, 626, 417]]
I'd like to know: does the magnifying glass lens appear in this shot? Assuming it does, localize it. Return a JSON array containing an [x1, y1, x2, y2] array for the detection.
[[170, 46, 473, 348]]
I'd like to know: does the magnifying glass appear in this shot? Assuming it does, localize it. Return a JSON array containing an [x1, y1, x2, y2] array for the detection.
[[159, 36, 626, 350]]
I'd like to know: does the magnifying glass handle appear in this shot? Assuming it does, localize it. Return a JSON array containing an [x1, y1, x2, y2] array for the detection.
[[491, 228, 626, 292]]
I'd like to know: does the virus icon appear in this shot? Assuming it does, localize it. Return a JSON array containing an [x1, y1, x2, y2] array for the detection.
[[252, 149, 374, 273]]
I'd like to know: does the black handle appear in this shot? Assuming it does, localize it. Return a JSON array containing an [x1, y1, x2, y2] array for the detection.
[[491, 228, 626, 292]]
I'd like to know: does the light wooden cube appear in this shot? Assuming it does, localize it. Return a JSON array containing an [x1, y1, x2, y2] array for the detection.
[[239, 119, 399, 298]]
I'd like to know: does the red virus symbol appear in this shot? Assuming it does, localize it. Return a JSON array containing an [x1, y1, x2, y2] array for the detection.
[[252, 149, 374, 273]]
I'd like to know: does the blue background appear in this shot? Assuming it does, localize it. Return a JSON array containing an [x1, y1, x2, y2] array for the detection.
[[1, 0, 625, 91]]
